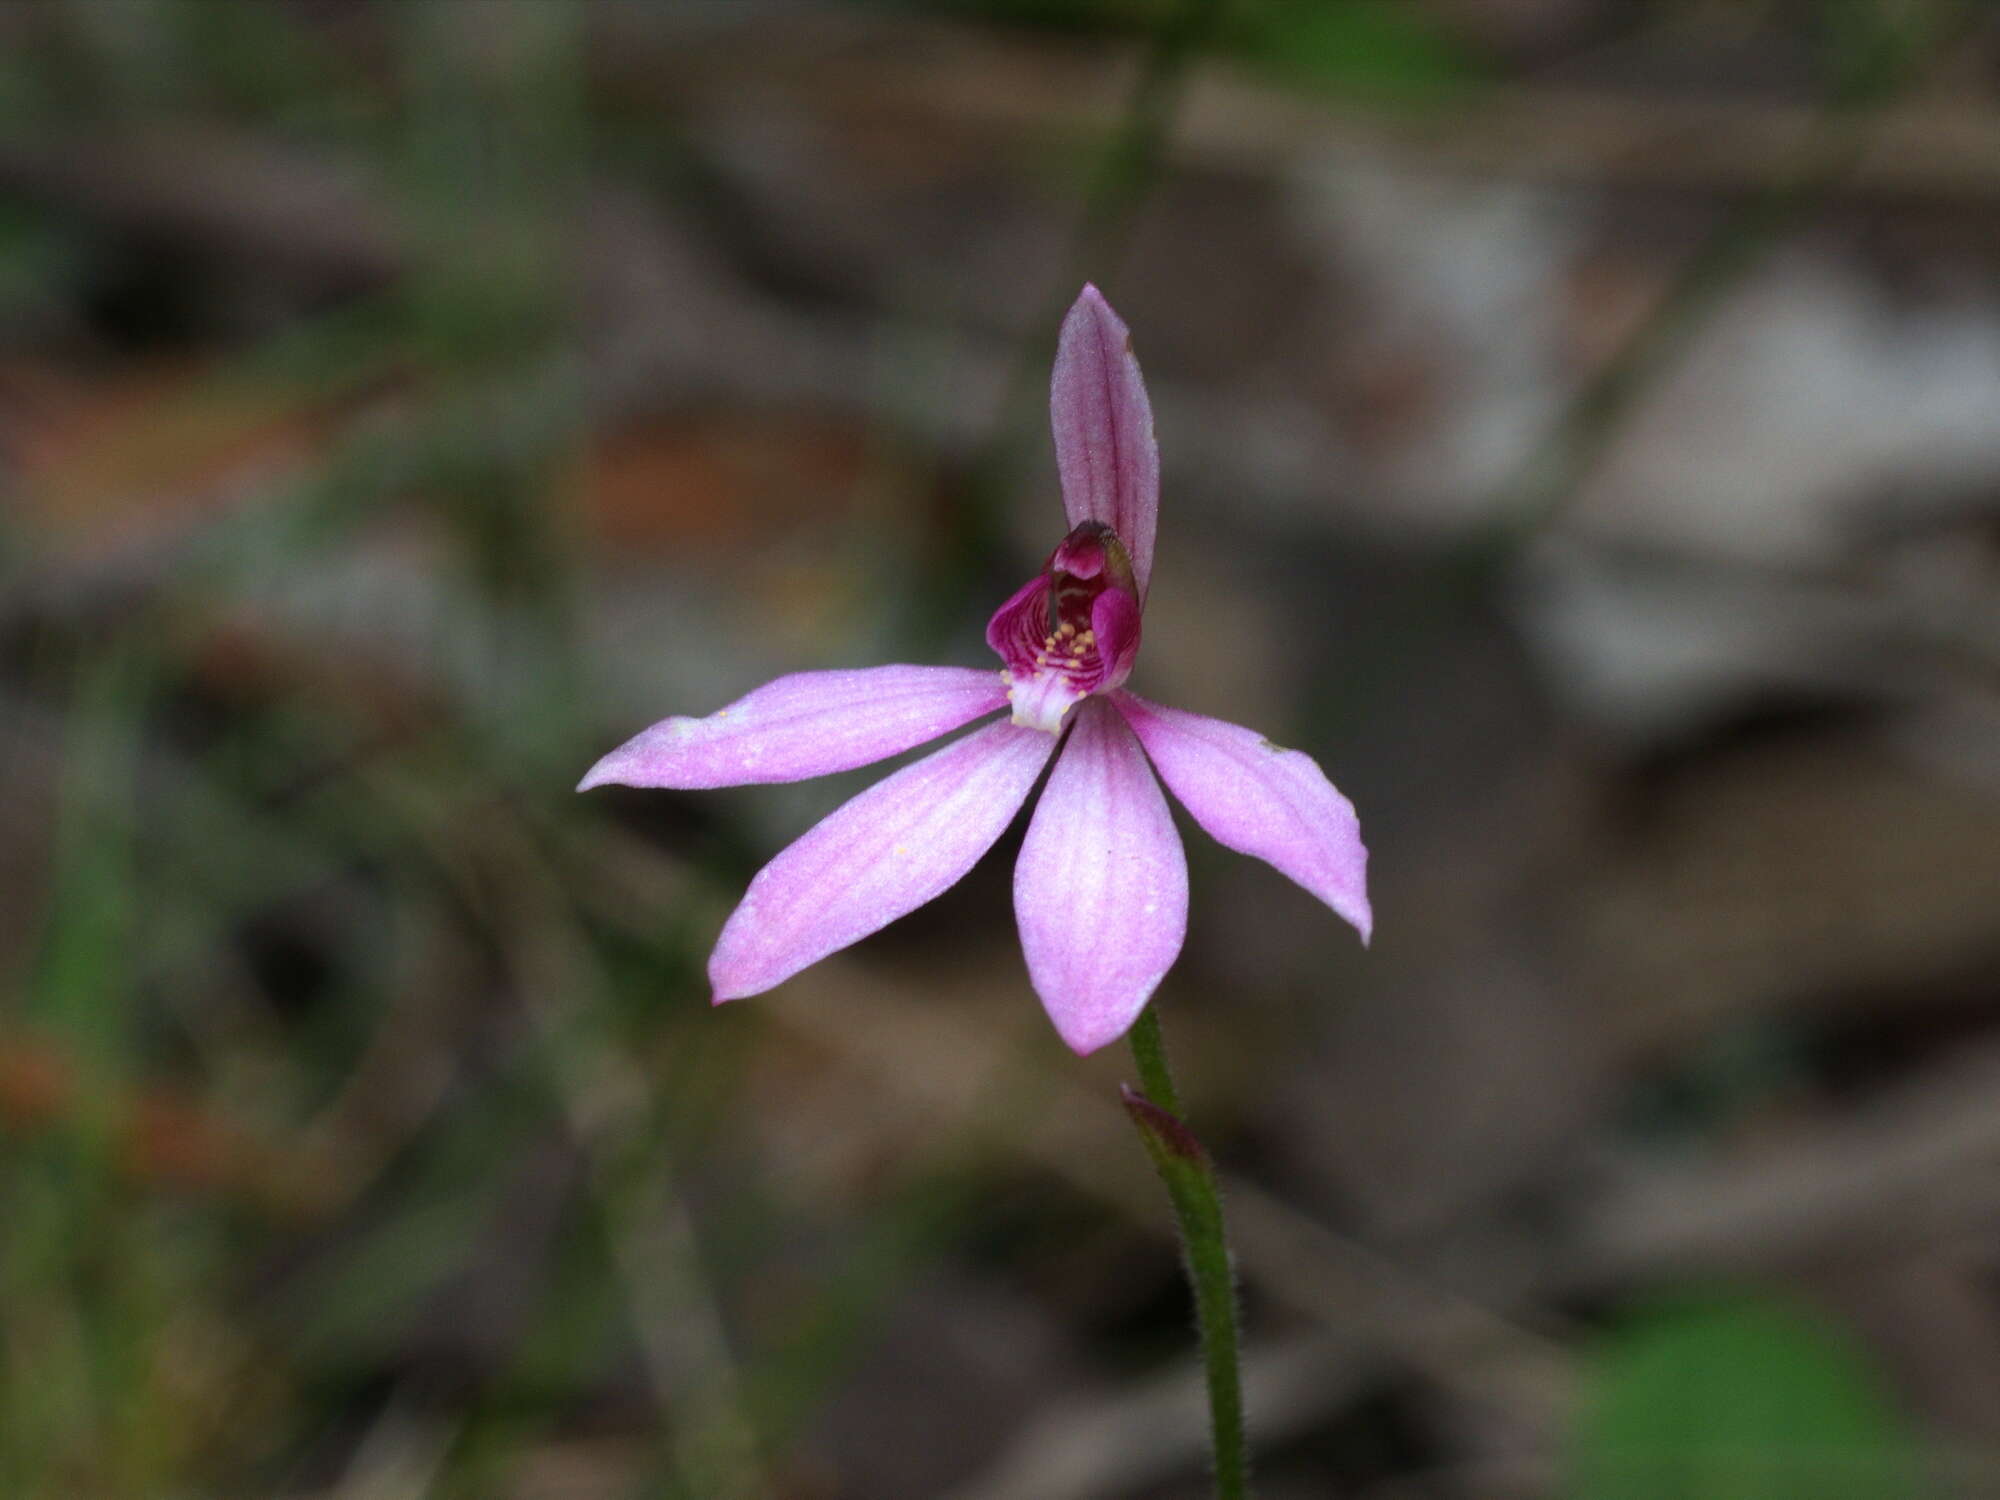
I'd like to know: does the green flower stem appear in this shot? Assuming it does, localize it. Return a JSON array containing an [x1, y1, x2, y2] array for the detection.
[[1125, 1006, 1249, 1499]]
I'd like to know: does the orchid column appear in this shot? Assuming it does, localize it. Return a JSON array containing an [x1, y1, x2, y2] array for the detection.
[[582, 286, 1371, 1496]]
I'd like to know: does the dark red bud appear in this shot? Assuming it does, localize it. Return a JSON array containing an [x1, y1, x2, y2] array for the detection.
[[1119, 1083, 1208, 1164]]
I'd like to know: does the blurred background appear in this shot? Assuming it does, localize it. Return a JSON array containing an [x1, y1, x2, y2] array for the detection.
[[5, 1, 2000, 1495]]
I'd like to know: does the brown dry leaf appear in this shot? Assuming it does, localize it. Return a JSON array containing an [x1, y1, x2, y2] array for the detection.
[[1577, 737, 2000, 1062], [182, 606, 447, 746], [7, 360, 343, 559], [0, 1032, 71, 1125], [0, 1028, 307, 1210], [577, 411, 875, 555]]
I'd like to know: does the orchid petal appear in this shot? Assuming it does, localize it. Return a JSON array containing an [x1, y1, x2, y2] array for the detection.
[[1114, 692, 1371, 943], [710, 719, 1055, 999], [1015, 698, 1187, 1055], [1051, 285, 1159, 598], [1088, 583, 1142, 690], [578, 666, 1007, 791]]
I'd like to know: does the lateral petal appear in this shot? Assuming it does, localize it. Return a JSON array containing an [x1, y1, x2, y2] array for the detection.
[[1051, 285, 1159, 598], [579, 665, 1006, 791], [1015, 698, 1187, 1055], [1114, 692, 1371, 943], [709, 718, 1055, 999]]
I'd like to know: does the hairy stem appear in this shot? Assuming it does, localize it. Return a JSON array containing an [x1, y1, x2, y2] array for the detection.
[[1125, 1006, 1249, 1499]]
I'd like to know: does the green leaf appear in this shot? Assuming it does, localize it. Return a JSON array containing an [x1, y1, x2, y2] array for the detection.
[[1226, 0, 1477, 110], [1571, 1292, 1918, 1500]]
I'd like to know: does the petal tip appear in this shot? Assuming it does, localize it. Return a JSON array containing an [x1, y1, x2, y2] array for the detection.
[[1066, 281, 1125, 333], [1341, 867, 1373, 947], [1051, 995, 1158, 1057], [707, 951, 752, 1005], [708, 962, 758, 1006], [576, 756, 620, 792], [1059, 1020, 1119, 1057]]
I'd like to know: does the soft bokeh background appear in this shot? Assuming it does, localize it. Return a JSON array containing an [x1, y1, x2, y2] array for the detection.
[[5, 1, 2000, 1495]]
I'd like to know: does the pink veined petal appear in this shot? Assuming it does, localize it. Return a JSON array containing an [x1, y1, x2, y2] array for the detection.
[[1015, 698, 1187, 1055], [983, 573, 1050, 662], [710, 718, 1056, 1000], [1051, 285, 1159, 599], [1088, 583, 1142, 691], [1113, 691, 1371, 944], [578, 665, 1007, 791]]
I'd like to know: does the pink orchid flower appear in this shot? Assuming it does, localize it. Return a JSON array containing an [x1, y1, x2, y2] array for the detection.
[[580, 286, 1369, 1054]]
